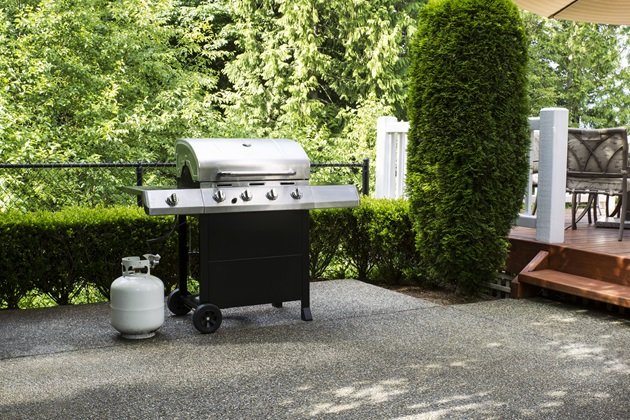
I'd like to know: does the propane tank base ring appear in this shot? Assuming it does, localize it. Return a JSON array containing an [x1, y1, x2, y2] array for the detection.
[[119, 331, 156, 340]]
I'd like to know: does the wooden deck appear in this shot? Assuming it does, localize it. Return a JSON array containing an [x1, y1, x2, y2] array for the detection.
[[507, 211, 630, 308], [510, 215, 630, 258]]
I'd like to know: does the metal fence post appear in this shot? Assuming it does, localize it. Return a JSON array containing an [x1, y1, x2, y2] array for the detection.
[[136, 164, 144, 207], [362, 158, 370, 196]]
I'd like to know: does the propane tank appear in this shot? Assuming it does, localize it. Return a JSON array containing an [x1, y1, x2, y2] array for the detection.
[[110, 254, 164, 339]]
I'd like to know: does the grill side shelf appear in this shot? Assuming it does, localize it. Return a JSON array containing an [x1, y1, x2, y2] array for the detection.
[[310, 185, 360, 209]]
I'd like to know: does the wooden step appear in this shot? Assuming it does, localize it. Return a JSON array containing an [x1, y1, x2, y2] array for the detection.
[[518, 269, 630, 308]]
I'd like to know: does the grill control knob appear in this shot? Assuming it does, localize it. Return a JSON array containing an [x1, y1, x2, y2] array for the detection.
[[165, 193, 178, 207], [290, 188, 302, 200], [266, 188, 278, 201], [241, 189, 253, 201], [212, 190, 226, 203]]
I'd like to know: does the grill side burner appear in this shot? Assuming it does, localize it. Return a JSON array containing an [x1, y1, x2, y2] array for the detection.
[[125, 138, 359, 333]]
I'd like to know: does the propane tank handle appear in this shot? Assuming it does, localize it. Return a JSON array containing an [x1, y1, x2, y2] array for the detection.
[[121, 254, 160, 276], [121, 256, 144, 276]]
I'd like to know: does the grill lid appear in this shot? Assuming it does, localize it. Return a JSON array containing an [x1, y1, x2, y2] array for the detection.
[[176, 138, 310, 183]]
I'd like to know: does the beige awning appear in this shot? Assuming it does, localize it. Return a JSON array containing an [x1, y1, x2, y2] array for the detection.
[[513, 0, 630, 25]]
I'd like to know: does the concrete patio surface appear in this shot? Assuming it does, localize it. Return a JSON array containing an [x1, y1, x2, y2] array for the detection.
[[1, 280, 629, 419]]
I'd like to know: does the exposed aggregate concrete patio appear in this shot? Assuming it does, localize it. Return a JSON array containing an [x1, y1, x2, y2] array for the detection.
[[1, 280, 629, 419]]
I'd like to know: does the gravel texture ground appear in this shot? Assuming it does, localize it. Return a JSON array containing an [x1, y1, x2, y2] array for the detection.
[[1, 280, 629, 419]]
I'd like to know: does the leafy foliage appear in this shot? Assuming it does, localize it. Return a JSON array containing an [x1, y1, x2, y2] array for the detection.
[[223, 1, 420, 131], [0, 0, 424, 201], [523, 13, 630, 127], [339, 205, 375, 281], [0, 0, 424, 162], [0, 0, 226, 164], [221, 0, 424, 186], [407, 0, 530, 294], [311, 198, 419, 284], [362, 198, 417, 284], [2, 1, 630, 172], [309, 208, 347, 280]]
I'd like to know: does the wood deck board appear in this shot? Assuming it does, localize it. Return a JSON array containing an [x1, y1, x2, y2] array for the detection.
[[519, 269, 630, 307]]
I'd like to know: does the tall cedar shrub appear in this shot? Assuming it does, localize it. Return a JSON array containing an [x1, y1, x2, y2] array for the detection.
[[406, 0, 529, 294]]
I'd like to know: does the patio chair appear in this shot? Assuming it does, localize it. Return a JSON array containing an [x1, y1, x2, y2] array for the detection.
[[566, 127, 629, 241]]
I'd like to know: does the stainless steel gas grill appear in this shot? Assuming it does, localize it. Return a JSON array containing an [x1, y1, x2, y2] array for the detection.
[[125, 138, 360, 333]]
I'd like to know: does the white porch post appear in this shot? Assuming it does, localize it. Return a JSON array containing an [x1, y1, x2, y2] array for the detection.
[[535, 107, 568, 243], [375, 116, 409, 198], [376, 117, 395, 198]]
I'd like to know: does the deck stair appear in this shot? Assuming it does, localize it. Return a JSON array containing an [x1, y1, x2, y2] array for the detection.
[[508, 239, 630, 308]]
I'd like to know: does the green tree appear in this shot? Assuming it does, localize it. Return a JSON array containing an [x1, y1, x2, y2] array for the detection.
[[0, 0, 227, 163], [524, 13, 630, 127], [407, 0, 530, 293], [1, 0, 424, 200], [222, 0, 424, 167], [0, 0, 236, 210]]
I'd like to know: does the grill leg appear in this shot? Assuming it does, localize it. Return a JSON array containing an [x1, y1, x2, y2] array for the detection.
[[301, 306, 312, 321], [301, 211, 312, 321], [178, 215, 189, 295]]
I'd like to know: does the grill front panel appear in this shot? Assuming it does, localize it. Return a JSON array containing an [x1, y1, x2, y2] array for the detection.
[[199, 211, 309, 309]]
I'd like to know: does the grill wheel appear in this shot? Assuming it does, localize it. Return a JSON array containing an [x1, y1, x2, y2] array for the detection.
[[193, 303, 222, 334], [167, 289, 191, 316]]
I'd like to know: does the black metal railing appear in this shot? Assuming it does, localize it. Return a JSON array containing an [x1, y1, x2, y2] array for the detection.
[[0, 159, 369, 213], [311, 158, 370, 196]]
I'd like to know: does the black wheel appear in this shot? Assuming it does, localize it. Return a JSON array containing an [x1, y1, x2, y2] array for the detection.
[[193, 303, 222, 334], [167, 289, 191, 316]]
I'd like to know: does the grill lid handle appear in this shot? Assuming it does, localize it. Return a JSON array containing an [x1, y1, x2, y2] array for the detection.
[[216, 169, 297, 177]]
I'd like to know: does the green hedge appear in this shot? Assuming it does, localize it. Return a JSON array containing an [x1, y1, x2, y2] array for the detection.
[[311, 197, 419, 284], [0, 207, 179, 308], [1, 199, 419, 309]]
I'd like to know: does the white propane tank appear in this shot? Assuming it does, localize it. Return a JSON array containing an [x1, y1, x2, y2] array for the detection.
[[110, 254, 164, 339]]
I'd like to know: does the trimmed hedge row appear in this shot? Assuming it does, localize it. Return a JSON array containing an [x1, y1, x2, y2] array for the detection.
[[0, 207, 180, 309], [311, 198, 418, 284], [0, 198, 418, 309]]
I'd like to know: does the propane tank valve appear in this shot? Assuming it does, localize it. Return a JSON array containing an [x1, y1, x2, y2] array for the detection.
[[144, 254, 161, 268]]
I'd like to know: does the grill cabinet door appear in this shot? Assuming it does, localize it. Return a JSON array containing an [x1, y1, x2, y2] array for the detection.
[[198, 211, 309, 308]]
